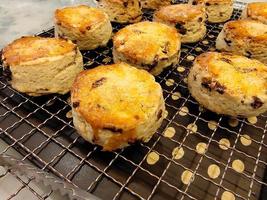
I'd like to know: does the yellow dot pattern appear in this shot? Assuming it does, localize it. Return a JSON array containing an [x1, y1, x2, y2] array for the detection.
[[247, 116, 257, 124], [208, 120, 218, 130], [166, 79, 175, 86], [240, 134, 252, 146], [207, 164, 220, 179], [228, 118, 239, 127], [187, 55, 195, 61], [202, 40, 209, 45], [221, 191, 235, 200], [195, 47, 202, 52], [164, 110, 168, 118], [66, 110, 73, 118], [181, 170, 194, 185], [187, 123, 198, 134], [146, 152, 159, 165], [171, 92, 181, 100], [219, 138, 230, 150], [164, 127, 176, 138], [179, 106, 189, 116], [196, 143, 207, 154], [177, 66, 185, 73], [232, 159, 245, 173], [172, 147, 185, 160]]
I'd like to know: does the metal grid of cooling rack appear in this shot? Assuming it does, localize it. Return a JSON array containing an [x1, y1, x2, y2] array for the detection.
[[0, 1, 267, 199]]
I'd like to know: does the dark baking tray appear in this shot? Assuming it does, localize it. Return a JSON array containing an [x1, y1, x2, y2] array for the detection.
[[0, 1, 266, 199]]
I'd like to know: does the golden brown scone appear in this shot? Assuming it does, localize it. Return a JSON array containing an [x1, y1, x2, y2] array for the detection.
[[189, 0, 233, 23], [98, 0, 142, 23], [55, 5, 112, 50], [216, 19, 267, 65], [140, 0, 171, 10], [241, 2, 267, 24], [2, 36, 83, 96], [71, 63, 165, 151], [188, 52, 267, 117], [153, 4, 206, 43], [113, 21, 181, 75]]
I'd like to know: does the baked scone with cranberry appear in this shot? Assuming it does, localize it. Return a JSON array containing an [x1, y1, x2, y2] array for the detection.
[[153, 4, 206, 43], [216, 19, 267, 65], [2, 36, 83, 96], [98, 0, 142, 23], [113, 21, 181, 75], [140, 0, 171, 10], [241, 2, 267, 24], [71, 63, 165, 151], [55, 5, 112, 50], [189, 0, 233, 23], [188, 52, 267, 117]]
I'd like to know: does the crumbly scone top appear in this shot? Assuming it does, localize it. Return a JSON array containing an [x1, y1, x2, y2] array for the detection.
[[223, 19, 267, 41], [192, 0, 233, 4], [247, 2, 267, 19], [113, 21, 180, 63], [2, 36, 76, 65], [55, 5, 108, 30], [71, 63, 163, 131], [154, 4, 205, 22], [196, 52, 267, 98]]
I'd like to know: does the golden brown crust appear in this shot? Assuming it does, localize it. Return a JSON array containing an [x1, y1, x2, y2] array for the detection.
[[196, 52, 267, 97], [55, 5, 108, 33], [71, 63, 164, 150], [192, 0, 233, 4], [71, 63, 162, 132], [247, 2, 267, 19], [154, 4, 205, 22], [222, 19, 267, 43], [113, 21, 180, 64], [2, 36, 76, 66], [140, 0, 171, 10]]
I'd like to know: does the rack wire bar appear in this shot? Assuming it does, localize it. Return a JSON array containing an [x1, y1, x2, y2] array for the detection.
[[0, 1, 266, 199]]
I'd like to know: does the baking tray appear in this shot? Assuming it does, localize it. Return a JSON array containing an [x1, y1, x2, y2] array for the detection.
[[0, 0, 266, 199]]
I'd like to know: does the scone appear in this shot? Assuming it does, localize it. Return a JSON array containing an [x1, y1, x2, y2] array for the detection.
[[153, 4, 206, 43], [216, 19, 267, 65], [98, 0, 142, 23], [189, 0, 233, 23], [140, 0, 171, 10], [2, 36, 83, 96], [71, 63, 165, 151], [241, 2, 267, 24], [55, 5, 112, 50], [188, 52, 267, 117], [113, 21, 181, 75]]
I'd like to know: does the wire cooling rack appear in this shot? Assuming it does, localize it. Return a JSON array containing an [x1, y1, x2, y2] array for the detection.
[[0, 1, 266, 199]]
